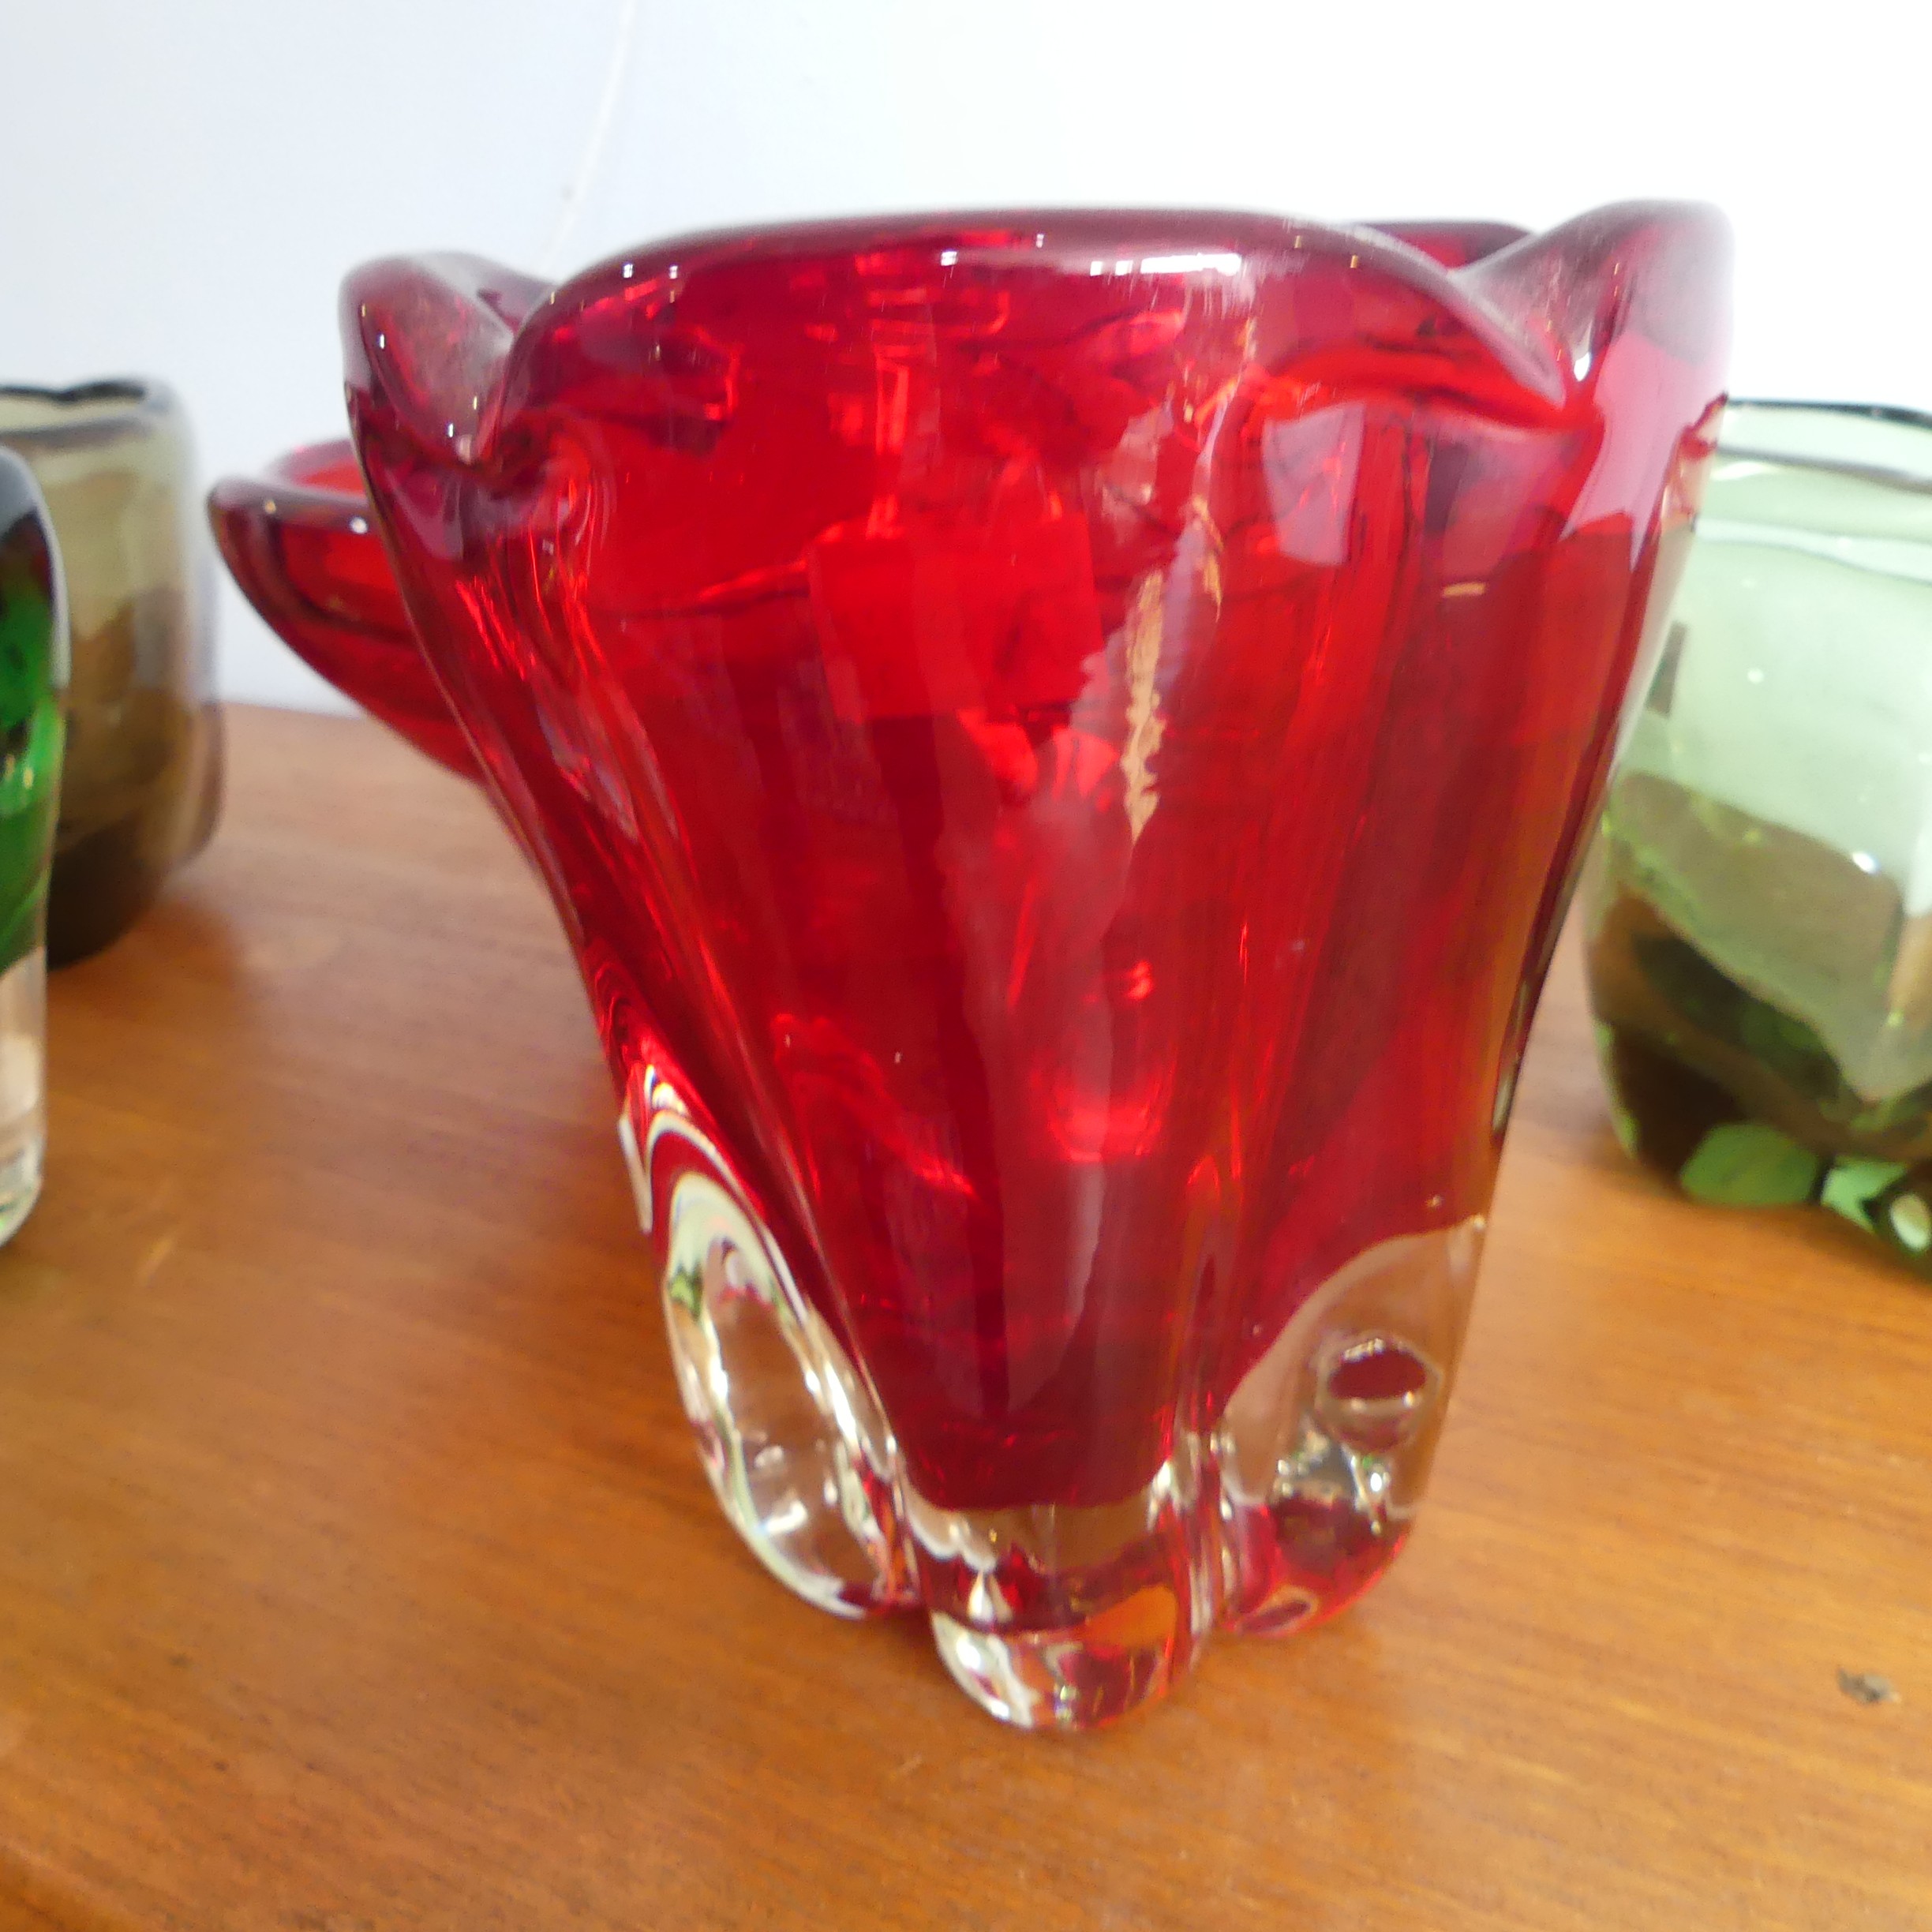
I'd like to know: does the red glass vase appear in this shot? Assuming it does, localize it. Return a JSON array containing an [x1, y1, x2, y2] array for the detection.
[[212, 206, 1728, 1728]]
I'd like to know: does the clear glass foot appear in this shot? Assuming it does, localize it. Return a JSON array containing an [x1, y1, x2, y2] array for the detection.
[[914, 1222, 1483, 1728], [623, 1072, 1487, 1728], [1213, 1221, 1484, 1634], [917, 1443, 1218, 1730], [0, 949, 47, 1246], [621, 1072, 912, 1617]]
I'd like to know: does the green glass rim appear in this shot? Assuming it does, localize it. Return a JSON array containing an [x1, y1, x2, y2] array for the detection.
[[1720, 397, 1932, 495], [1727, 396, 1932, 435], [0, 378, 178, 450]]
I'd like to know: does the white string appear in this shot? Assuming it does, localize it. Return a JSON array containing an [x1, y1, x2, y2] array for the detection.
[[541, 0, 643, 279]]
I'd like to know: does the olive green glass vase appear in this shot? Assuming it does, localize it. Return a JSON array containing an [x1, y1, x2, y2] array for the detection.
[[1586, 400, 1932, 1275], [0, 380, 222, 964]]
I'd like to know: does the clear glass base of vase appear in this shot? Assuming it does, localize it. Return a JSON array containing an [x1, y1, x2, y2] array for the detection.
[[621, 1080, 1484, 1729], [0, 949, 47, 1247]]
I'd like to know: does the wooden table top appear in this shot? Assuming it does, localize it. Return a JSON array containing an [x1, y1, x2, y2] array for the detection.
[[0, 704, 1926, 1932]]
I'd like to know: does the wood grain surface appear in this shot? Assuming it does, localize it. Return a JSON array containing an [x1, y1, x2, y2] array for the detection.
[[0, 705, 1926, 1932]]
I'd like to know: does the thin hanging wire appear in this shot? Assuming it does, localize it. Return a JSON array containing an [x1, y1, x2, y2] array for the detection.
[[540, 0, 642, 280]]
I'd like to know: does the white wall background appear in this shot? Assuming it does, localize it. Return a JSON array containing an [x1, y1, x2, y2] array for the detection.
[[2, 0, 1926, 708]]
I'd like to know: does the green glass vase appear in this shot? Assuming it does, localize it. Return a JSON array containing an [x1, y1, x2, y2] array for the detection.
[[0, 448, 68, 1241], [1585, 400, 1932, 1272]]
